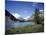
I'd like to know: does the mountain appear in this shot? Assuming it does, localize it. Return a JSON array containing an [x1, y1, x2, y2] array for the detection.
[[5, 9, 20, 21], [24, 16, 34, 21], [27, 16, 34, 21], [17, 17, 25, 21], [5, 10, 25, 22], [12, 13, 25, 21], [24, 16, 30, 20], [13, 13, 21, 19]]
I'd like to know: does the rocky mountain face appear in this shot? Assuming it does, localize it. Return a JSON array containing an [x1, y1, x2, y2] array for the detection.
[[5, 10, 25, 22], [5, 10, 21, 21]]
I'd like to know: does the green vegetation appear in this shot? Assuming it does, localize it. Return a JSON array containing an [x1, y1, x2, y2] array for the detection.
[[6, 25, 32, 34], [34, 8, 44, 24], [32, 8, 44, 32], [6, 24, 44, 34]]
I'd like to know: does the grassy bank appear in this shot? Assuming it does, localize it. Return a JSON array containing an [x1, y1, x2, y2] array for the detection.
[[5, 24, 44, 34], [6, 25, 32, 34]]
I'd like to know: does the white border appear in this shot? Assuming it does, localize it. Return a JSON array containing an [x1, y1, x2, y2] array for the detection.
[[0, 0, 46, 35], [0, 0, 5, 35]]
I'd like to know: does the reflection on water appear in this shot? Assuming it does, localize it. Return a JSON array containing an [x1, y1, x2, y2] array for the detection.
[[5, 19, 32, 29]]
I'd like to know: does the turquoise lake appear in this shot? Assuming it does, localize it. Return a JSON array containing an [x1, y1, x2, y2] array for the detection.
[[5, 19, 32, 29]]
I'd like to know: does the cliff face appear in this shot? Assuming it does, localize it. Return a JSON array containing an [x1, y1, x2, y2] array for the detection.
[[5, 10, 19, 21]]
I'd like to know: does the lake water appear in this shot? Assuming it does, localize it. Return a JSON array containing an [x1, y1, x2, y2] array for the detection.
[[5, 19, 32, 29]]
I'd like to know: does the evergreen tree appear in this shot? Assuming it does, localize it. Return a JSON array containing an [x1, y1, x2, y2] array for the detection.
[[34, 8, 41, 24]]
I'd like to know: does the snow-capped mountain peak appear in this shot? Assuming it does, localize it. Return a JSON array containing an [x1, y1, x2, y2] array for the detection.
[[12, 13, 21, 18], [24, 16, 31, 20]]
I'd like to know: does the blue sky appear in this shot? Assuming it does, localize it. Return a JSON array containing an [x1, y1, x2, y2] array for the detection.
[[5, 1, 44, 18]]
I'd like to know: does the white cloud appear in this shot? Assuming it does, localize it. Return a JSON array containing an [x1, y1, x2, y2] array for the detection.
[[12, 13, 21, 18], [39, 10, 44, 12]]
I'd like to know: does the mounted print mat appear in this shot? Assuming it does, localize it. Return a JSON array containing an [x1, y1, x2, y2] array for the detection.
[[5, 0, 44, 34]]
